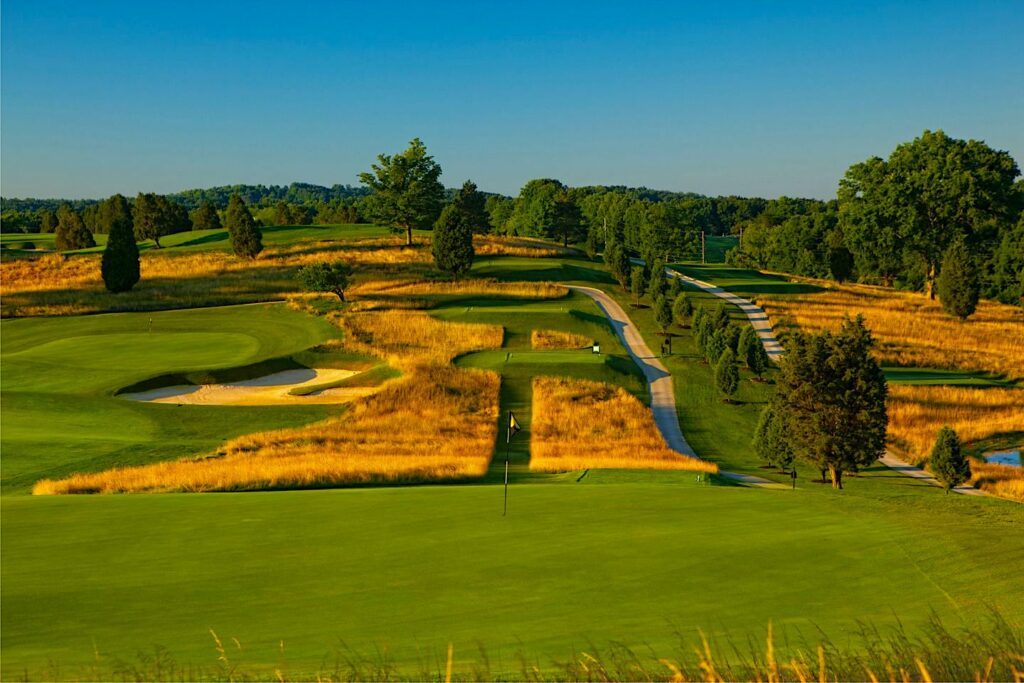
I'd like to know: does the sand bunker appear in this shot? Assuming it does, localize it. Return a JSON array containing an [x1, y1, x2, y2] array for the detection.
[[121, 368, 380, 406]]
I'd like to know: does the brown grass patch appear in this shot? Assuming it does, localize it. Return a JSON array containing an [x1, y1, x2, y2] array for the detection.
[[34, 366, 498, 494], [887, 385, 1024, 464], [529, 377, 717, 473], [531, 329, 592, 350], [335, 309, 503, 369], [967, 459, 1024, 502], [350, 277, 566, 301], [759, 281, 1024, 380], [474, 235, 578, 258]]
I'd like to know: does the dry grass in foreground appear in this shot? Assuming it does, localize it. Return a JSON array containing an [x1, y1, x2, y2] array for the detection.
[[759, 281, 1024, 380], [530, 377, 717, 473], [34, 366, 499, 494], [531, 329, 592, 350], [474, 234, 579, 257]]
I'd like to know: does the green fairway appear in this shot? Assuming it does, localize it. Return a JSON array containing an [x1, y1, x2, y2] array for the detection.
[[2, 480, 1021, 679], [0, 303, 342, 492], [0, 223, 400, 256], [2, 251, 1023, 679]]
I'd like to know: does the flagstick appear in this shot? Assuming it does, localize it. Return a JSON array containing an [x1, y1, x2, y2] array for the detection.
[[503, 416, 511, 517]]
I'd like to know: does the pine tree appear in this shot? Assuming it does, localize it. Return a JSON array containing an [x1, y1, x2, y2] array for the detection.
[[190, 201, 222, 231], [753, 400, 795, 470], [937, 236, 980, 320], [605, 240, 632, 290], [705, 328, 727, 364], [359, 138, 445, 246], [672, 292, 693, 327], [631, 266, 647, 306], [100, 196, 140, 293], [225, 194, 263, 259], [668, 275, 683, 301], [453, 180, 490, 234], [739, 325, 769, 379], [654, 293, 673, 332], [929, 426, 971, 491], [715, 348, 740, 402], [432, 203, 474, 279], [54, 204, 95, 251]]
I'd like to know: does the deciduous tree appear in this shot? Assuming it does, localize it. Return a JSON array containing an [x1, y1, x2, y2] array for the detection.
[[190, 201, 222, 231], [753, 400, 795, 470], [359, 138, 445, 246], [297, 261, 352, 301], [715, 348, 739, 402]]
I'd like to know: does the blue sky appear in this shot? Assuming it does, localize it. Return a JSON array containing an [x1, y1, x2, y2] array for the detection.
[[2, 1, 1022, 199]]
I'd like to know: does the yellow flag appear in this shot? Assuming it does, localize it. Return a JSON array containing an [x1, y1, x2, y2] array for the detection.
[[508, 411, 521, 441]]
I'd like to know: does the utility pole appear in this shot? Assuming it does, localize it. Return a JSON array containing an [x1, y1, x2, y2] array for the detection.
[[701, 231, 705, 264]]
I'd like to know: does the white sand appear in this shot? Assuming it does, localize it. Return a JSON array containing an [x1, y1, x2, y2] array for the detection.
[[121, 368, 380, 406]]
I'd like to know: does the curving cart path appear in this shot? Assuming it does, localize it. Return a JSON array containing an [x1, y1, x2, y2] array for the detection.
[[569, 285, 782, 488], [662, 266, 989, 497]]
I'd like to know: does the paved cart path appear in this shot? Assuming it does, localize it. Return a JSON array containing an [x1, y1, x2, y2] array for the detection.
[[569, 285, 782, 489], [663, 266, 989, 497]]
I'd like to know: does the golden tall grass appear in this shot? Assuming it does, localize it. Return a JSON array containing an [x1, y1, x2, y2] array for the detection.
[[473, 235, 578, 257], [34, 366, 499, 494], [336, 309, 504, 369], [529, 377, 717, 473], [350, 277, 566, 300], [531, 329, 592, 350], [760, 282, 1024, 502], [759, 281, 1024, 380]]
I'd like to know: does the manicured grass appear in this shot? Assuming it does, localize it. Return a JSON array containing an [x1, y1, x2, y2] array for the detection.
[[2, 480, 1021, 679], [0, 224, 399, 256], [703, 234, 738, 263], [2, 249, 1023, 679], [670, 262, 824, 296], [0, 303, 342, 492], [883, 366, 1020, 387]]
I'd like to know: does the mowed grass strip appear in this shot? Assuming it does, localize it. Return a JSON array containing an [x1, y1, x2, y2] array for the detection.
[[530, 377, 716, 473]]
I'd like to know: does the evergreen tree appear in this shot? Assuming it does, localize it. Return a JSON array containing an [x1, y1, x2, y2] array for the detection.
[[39, 209, 59, 233], [225, 194, 263, 259], [715, 348, 740, 402], [654, 293, 673, 332], [453, 180, 490, 234], [672, 292, 693, 327], [359, 138, 445, 246], [190, 201, 222, 231], [54, 204, 95, 250], [432, 203, 475, 279], [275, 201, 291, 225], [297, 261, 352, 301], [710, 305, 731, 333], [606, 241, 632, 290], [739, 325, 769, 379], [705, 328, 727, 364], [631, 266, 647, 306], [753, 400, 795, 470], [929, 426, 971, 492], [827, 245, 855, 283], [100, 196, 140, 293], [776, 316, 888, 489], [668, 275, 683, 301], [723, 325, 741, 353], [937, 236, 980, 320]]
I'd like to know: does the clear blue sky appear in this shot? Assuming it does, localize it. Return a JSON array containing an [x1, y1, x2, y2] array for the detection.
[[2, 1, 1022, 200]]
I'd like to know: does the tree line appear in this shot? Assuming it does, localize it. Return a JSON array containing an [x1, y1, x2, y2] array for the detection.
[[727, 130, 1023, 311]]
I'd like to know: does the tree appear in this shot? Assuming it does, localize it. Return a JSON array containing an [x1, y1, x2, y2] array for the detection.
[[838, 130, 1020, 297], [827, 245, 855, 283], [705, 328, 727, 364], [432, 203, 475, 279], [672, 292, 693, 327], [648, 257, 667, 299], [929, 426, 971, 492], [715, 348, 740, 402], [937, 237, 980, 320], [776, 316, 888, 489], [630, 266, 647, 306], [190, 201, 222, 231], [454, 180, 490, 234], [225, 194, 263, 259], [359, 138, 445, 246], [753, 400, 795, 470], [133, 193, 183, 247], [509, 178, 563, 236], [668, 275, 683, 301], [710, 305, 731, 333], [100, 196, 140, 293], [39, 209, 58, 233], [739, 325, 769, 379], [550, 190, 585, 247], [605, 238, 632, 290], [297, 261, 352, 301], [275, 201, 291, 225], [654, 293, 673, 332], [54, 204, 95, 250], [94, 193, 134, 237]]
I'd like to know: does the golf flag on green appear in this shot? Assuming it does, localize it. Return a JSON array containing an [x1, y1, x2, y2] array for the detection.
[[507, 412, 521, 443]]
